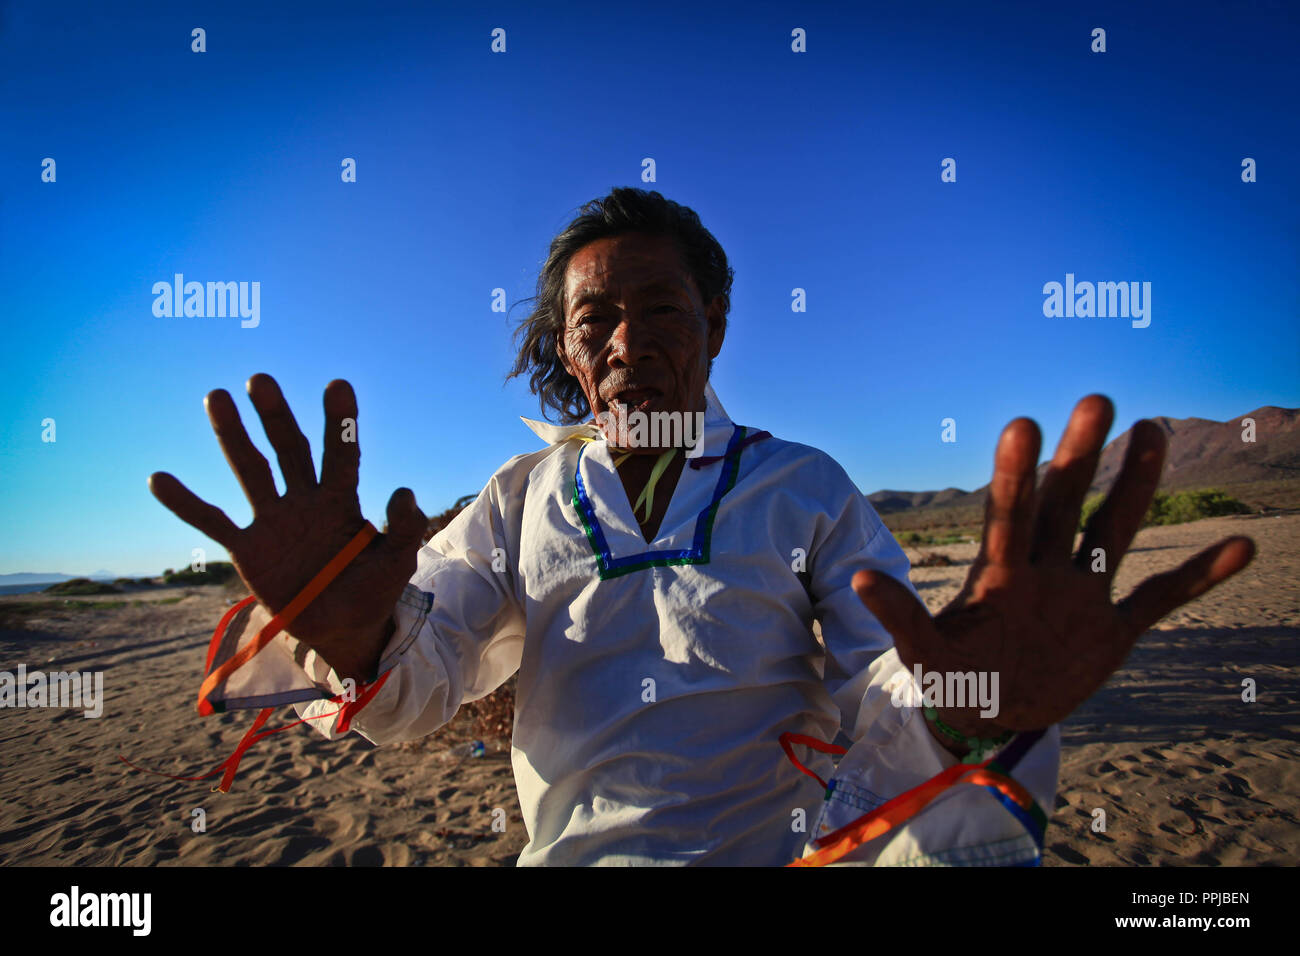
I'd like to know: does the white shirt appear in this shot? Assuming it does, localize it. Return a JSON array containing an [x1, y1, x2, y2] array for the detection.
[[221, 384, 1060, 865]]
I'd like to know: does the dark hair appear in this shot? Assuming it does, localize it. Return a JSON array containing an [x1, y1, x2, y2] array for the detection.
[[507, 187, 734, 424]]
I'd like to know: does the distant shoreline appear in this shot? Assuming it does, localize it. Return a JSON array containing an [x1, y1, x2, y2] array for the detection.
[[0, 583, 69, 596]]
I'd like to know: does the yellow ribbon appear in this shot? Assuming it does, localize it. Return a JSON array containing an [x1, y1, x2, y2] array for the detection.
[[575, 435, 679, 522]]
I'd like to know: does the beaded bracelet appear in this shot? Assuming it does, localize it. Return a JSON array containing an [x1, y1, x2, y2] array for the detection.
[[924, 706, 1016, 764]]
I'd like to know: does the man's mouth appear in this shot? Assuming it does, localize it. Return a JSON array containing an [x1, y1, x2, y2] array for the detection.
[[612, 388, 662, 413]]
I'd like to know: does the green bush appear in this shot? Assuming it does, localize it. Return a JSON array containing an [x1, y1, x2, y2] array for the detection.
[[1079, 488, 1249, 531], [892, 529, 973, 547], [163, 561, 239, 585], [1079, 494, 1105, 532], [1148, 489, 1251, 526], [42, 578, 121, 595]]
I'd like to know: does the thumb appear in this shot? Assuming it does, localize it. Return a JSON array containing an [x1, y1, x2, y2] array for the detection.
[[851, 568, 934, 653], [384, 487, 427, 552]]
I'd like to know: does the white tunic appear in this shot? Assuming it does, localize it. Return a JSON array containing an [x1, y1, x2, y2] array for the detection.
[[226, 384, 1061, 865]]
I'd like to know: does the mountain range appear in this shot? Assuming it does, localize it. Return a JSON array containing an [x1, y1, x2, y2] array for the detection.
[[868, 405, 1300, 516]]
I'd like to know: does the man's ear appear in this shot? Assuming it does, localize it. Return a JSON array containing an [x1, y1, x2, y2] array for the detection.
[[705, 295, 726, 360]]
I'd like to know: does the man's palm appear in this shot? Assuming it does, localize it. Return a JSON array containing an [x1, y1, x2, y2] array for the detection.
[[853, 395, 1255, 734], [149, 374, 427, 680]]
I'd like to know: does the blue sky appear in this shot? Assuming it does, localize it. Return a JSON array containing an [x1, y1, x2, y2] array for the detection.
[[1, 0, 1296, 576]]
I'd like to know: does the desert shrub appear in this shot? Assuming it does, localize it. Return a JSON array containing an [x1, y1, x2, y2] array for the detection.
[[42, 578, 121, 595], [893, 529, 972, 547], [1079, 488, 1249, 531], [456, 674, 516, 740], [1078, 494, 1105, 532], [913, 551, 953, 567], [1148, 489, 1251, 526], [930, 533, 966, 546], [163, 562, 239, 585]]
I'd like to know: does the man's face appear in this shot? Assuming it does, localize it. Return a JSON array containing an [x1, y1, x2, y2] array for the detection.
[[556, 233, 725, 451]]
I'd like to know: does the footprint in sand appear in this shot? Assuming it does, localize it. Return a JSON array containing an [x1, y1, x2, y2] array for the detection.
[[1219, 773, 1254, 798], [1049, 842, 1090, 864], [349, 845, 384, 866]]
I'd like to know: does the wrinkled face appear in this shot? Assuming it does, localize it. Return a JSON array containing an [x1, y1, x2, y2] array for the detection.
[[557, 233, 725, 452]]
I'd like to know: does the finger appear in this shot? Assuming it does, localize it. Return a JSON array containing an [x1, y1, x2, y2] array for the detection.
[[204, 388, 279, 515], [320, 379, 360, 492], [979, 418, 1041, 567], [1116, 536, 1256, 636], [247, 374, 317, 494], [1029, 395, 1114, 563], [148, 472, 242, 550], [851, 568, 938, 659], [384, 487, 428, 553], [1077, 420, 1166, 575]]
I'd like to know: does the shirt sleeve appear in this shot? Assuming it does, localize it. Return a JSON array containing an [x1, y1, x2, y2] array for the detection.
[[290, 453, 535, 744], [205, 447, 543, 745], [807, 459, 1062, 865]]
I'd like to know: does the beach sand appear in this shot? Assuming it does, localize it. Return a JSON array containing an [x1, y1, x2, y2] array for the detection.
[[904, 513, 1299, 866], [1, 513, 1295, 866]]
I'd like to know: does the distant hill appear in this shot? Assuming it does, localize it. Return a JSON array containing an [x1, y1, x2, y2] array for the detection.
[[1090, 406, 1298, 491], [870, 405, 1300, 528], [0, 571, 124, 586], [867, 488, 973, 514]]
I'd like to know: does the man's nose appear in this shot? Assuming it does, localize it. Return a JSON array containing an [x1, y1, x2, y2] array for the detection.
[[607, 317, 655, 366]]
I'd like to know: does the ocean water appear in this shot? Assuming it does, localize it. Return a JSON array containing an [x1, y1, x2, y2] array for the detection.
[[0, 583, 64, 596]]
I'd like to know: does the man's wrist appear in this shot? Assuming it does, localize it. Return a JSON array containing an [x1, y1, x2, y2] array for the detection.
[[319, 615, 395, 686]]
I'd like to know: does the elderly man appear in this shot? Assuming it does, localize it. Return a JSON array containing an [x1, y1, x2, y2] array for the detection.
[[149, 187, 1255, 866]]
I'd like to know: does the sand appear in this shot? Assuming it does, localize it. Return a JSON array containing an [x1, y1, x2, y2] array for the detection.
[[904, 513, 1299, 866], [1, 513, 1295, 866]]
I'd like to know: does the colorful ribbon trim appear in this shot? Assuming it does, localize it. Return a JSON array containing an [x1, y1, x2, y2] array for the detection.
[[781, 729, 1048, 866], [779, 731, 848, 791], [688, 429, 771, 467], [117, 672, 391, 793], [572, 424, 748, 579], [120, 521, 391, 792], [197, 521, 378, 715]]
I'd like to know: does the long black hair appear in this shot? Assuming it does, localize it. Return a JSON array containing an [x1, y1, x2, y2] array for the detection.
[[507, 187, 734, 423]]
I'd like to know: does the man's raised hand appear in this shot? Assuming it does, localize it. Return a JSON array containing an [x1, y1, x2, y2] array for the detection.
[[148, 374, 427, 682], [852, 395, 1256, 737]]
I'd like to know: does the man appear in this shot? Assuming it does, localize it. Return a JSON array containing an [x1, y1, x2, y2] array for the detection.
[[149, 187, 1255, 865]]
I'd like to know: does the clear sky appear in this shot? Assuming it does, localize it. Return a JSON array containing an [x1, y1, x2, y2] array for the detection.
[[1, 0, 1296, 576]]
